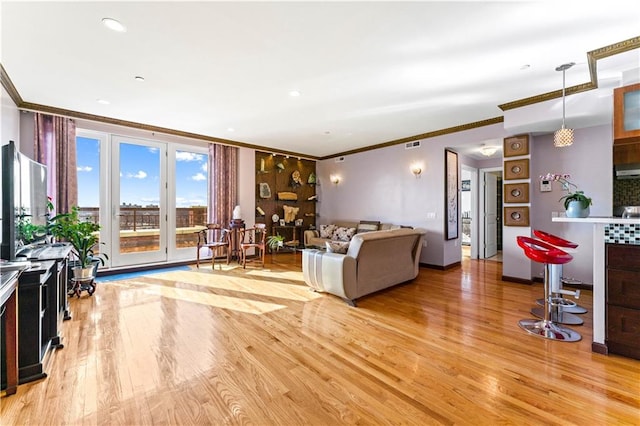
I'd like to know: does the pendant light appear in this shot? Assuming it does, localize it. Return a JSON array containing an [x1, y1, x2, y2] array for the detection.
[[553, 62, 575, 147]]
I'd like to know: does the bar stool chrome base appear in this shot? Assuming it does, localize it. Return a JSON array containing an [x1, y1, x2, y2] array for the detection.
[[518, 318, 581, 342], [531, 306, 583, 325], [535, 298, 587, 314]]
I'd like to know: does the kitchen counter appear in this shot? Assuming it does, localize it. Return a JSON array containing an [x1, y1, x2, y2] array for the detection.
[[552, 216, 639, 355], [552, 216, 640, 225]]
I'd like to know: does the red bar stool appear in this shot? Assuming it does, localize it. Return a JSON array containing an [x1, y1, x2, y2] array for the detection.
[[533, 230, 586, 321], [516, 236, 581, 342]]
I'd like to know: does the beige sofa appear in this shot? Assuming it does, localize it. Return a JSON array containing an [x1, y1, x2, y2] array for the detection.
[[303, 220, 401, 248], [302, 228, 426, 306]]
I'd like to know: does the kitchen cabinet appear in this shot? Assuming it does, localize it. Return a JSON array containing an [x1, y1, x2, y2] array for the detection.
[[606, 243, 640, 360], [613, 143, 640, 165], [613, 143, 640, 164], [613, 83, 640, 144]]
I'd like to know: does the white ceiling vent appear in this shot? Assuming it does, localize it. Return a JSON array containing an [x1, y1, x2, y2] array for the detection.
[[405, 140, 421, 150], [335, 156, 345, 163]]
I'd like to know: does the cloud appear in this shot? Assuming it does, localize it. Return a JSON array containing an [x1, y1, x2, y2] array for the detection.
[[77, 165, 93, 172], [127, 170, 147, 179], [201, 163, 208, 173], [191, 173, 206, 181], [176, 151, 204, 162]]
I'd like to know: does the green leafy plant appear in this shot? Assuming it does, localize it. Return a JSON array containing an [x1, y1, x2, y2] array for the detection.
[[266, 234, 285, 250], [16, 212, 47, 244], [541, 172, 593, 209], [49, 206, 108, 268]]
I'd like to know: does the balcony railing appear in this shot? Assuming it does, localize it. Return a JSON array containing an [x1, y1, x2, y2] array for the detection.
[[78, 206, 208, 252]]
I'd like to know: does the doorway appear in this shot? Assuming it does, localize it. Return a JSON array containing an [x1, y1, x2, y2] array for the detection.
[[478, 167, 503, 261]]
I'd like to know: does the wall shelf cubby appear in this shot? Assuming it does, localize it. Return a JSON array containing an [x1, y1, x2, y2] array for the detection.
[[255, 152, 316, 239]]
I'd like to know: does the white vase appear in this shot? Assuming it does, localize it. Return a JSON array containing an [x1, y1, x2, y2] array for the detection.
[[566, 201, 590, 218], [72, 266, 95, 279]]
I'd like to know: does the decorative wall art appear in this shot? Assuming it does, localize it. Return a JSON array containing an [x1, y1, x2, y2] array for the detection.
[[503, 135, 529, 157], [259, 182, 271, 199], [504, 158, 530, 180], [504, 183, 530, 203], [291, 170, 303, 188], [445, 149, 459, 240], [461, 180, 471, 191], [504, 206, 530, 226]]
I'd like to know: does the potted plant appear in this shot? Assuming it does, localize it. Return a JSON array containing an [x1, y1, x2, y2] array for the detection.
[[266, 234, 285, 252], [49, 206, 108, 278], [541, 173, 592, 218], [16, 210, 47, 245]]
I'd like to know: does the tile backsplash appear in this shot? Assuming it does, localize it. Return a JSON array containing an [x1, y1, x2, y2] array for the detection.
[[613, 178, 640, 206]]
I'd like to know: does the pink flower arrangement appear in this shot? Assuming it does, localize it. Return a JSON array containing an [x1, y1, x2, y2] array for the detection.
[[540, 172, 592, 209]]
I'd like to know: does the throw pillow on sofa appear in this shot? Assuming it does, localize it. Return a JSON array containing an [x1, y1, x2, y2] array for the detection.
[[357, 220, 380, 233], [325, 240, 350, 254], [333, 226, 356, 242], [319, 224, 337, 239]]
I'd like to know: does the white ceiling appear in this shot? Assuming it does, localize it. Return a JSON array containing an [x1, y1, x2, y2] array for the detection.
[[2, 1, 639, 159]]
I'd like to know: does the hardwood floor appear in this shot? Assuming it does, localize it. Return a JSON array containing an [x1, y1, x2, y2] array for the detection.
[[2, 254, 639, 425]]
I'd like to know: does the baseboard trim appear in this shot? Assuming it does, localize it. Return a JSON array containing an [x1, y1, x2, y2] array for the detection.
[[592, 342, 609, 355], [502, 275, 533, 285], [98, 259, 195, 276], [420, 262, 461, 270]]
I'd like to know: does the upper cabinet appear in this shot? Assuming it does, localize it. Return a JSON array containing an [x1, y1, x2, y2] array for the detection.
[[613, 83, 640, 144]]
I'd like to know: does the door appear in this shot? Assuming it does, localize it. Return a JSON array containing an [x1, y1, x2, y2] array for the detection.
[[484, 172, 498, 258], [110, 136, 167, 267]]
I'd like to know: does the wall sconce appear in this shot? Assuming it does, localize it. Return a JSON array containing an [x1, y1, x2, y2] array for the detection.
[[411, 163, 422, 178], [330, 175, 340, 185]]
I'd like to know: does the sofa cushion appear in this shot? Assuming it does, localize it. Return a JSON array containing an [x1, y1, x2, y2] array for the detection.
[[333, 226, 356, 242], [325, 240, 350, 254], [319, 224, 337, 239], [357, 220, 380, 234]]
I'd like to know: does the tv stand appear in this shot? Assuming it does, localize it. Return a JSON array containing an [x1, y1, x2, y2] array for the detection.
[[16, 243, 72, 384]]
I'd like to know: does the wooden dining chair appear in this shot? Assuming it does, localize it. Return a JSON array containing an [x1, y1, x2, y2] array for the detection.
[[195, 224, 230, 269], [238, 223, 267, 268]]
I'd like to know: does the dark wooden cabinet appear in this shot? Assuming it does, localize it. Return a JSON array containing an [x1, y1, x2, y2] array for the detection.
[[16, 244, 71, 383], [606, 243, 640, 360], [613, 143, 640, 165]]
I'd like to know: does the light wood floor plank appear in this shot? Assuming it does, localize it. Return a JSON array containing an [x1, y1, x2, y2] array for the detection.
[[2, 255, 638, 425]]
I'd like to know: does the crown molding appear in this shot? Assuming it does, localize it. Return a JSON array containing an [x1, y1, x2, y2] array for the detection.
[[4, 36, 638, 160], [499, 36, 640, 112], [17, 101, 320, 160], [320, 117, 504, 160], [0, 63, 24, 106]]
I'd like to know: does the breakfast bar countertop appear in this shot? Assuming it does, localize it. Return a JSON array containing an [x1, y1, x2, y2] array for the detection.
[[552, 216, 640, 224], [551, 216, 639, 355]]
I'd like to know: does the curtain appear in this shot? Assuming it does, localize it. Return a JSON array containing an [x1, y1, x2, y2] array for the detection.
[[33, 113, 77, 214], [208, 143, 238, 226]]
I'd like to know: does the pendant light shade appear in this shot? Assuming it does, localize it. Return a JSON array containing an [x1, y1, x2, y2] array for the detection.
[[554, 62, 575, 147]]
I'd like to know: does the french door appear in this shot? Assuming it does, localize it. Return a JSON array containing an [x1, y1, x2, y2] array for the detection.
[[76, 130, 209, 269], [110, 136, 167, 267]]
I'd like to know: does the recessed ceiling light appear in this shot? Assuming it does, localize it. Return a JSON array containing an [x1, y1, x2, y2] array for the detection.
[[134, 76, 145, 82], [102, 18, 126, 33], [227, 127, 235, 132], [289, 90, 301, 97], [97, 99, 110, 105]]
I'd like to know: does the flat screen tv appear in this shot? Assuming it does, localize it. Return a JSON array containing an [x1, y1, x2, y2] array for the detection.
[[1, 141, 49, 260]]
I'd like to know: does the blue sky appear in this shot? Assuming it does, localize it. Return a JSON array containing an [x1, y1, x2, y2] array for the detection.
[[76, 137, 208, 208]]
